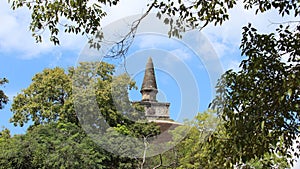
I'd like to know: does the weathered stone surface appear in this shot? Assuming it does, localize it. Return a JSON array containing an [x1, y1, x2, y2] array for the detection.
[[139, 57, 170, 120]]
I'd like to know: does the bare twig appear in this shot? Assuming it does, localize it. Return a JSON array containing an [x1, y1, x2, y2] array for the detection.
[[140, 134, 155, 169], [268, 20, 300, 26], [153, 154, 162, 169], [104, 0, 158, 59]]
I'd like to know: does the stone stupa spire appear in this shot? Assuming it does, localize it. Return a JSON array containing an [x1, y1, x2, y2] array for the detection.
[[137, 56, 170, 121], [140, 57, 158, 102]]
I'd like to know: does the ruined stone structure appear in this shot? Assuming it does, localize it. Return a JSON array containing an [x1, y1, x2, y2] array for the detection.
[[139, 57, 171, 121], [135, 57, 182, 144]]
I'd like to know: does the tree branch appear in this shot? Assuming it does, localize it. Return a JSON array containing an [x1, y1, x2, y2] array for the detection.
[[102, 0, 157, 59], [153, 154, 162, 169]]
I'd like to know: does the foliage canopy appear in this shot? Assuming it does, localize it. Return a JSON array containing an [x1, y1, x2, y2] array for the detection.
[[8, 0, 300, 45], [7, 0, 300, 168]]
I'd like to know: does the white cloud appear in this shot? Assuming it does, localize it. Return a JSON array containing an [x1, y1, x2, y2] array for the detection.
[[207, 38, 232, 60], [225, 60, 241, 72], [202, 1, 295, 66], [291, 136, 300, 169], [6, 92, 17, 101], [101, 0, 150, 26], [136, 34, 167, 49], [0, 1, 87, 59], [133, 34, 192, 61], [48, 51, 63, 68], [1, 0, 294, 61], [293, 160, 300, 169], [0, 1, 49, 58], [170, 48, 191, 61]]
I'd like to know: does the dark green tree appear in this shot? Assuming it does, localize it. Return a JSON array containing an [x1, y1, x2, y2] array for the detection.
[[210, 23, 300, 167], [0, 122, 114, 169], [0, 77, 8, 109]]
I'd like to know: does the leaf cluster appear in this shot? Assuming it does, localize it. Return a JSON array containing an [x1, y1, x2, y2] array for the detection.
[[211, 22, 300, 167], [0, 77, 9, 109], [9, 0, 120, 45], [11, 67, 76, 126], [152, 0, 300, 39]]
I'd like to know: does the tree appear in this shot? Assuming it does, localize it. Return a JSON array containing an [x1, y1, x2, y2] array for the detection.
[[11, 61, 146, 128], [210, 23, 300, 167], [0, 77, 8, 109], [0, 122, 114, 169], [146, 110, 290, 169], [70, 61, 150, 132], [7, 61, 163, 168], [11, 62, 135, 127], [8, 0, 300, 167], [11, 67, 76, 126], [0, 128, 11, 140]]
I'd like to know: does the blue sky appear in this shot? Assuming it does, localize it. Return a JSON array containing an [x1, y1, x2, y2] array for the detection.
[[1, 0, 299, 167], [118, 33, 215, 121]]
